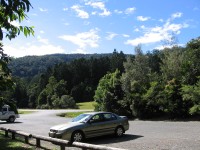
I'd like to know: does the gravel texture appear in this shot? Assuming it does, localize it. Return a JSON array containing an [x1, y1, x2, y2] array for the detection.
[[0, 109, 199, 150]]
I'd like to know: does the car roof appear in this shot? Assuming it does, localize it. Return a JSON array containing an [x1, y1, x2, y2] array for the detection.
[[83, 112, 114, 115]]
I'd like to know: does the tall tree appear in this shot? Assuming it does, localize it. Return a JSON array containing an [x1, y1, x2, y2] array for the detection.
[[94, 69, 130, 115], [0, 0, 34, 106], [182, 37, 200, 85], [121, 45, 151, 118], [160, 46, 184, 81]]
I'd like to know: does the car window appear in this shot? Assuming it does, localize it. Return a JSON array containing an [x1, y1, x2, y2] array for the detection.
[[72, 114, 91, 122], [90, 114, 103, 123], [103, 113, 117, 121], [2, 108, 7, 112]]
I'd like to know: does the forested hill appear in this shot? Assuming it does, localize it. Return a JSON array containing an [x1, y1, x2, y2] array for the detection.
[[8, 53, 111, 78]]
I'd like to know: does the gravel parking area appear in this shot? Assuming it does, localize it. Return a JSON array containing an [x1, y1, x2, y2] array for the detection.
[[0, 110, 199, 150]]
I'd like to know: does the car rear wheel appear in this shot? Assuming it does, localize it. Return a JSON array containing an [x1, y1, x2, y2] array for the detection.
[[71, 131, 84, 142], [115, 126, 124, 137]]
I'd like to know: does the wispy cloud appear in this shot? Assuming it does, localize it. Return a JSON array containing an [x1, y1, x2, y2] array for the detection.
[[39, 8, 48, 12], [114, 9, 123, 14], [71, 5, 89, 19], [122, 34, 130, 38], [106, 32, 118, 40], [125, 13, 188, 46], [171, 12, 182, 19], [63, 8, 68, 11], [137, 16, 151, 21], [124, 7, 136, 15], [59, 28, 100, 49]]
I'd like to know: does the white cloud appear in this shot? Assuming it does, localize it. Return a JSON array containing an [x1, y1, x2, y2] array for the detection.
[[154, 45, 173, 50], [171, 12, 182, 19], [137, 16, 151, 21], [59, 28, 100, 49], [71, 48, 87, 54], [134, 28, 140, 32], [124, 7, 136, 15], [106, 32, 118, 40], [4, 44, 65, 57], [159, 19, 164, 22], [37, 36, 49, 45], [114, 9, 123, 14], [71, 5, 89, 19], [122, 34, 130, 38], [86, 1, 111, 16], [125, 14, 189, 46], [39, 8, 48, 12], [155, 43, 185, 50]]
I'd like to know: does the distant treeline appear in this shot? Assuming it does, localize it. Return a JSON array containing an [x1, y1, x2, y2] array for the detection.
[[3, 37, 200, 119]]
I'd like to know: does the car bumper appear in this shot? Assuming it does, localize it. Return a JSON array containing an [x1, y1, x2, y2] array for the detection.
[[49, 131, 71, 141], [124, 123, 129, 131], [49, 132, 62, 138]]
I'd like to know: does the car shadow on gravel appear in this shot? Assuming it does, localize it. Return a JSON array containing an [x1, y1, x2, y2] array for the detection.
[[85, 134, 143, 145], [0, 121, 22, 124]]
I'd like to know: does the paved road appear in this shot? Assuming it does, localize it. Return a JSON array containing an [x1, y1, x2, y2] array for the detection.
[[0, 110, 200, 150]]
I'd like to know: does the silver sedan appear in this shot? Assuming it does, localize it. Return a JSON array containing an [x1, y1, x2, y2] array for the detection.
[[49, 112, 129, 142]]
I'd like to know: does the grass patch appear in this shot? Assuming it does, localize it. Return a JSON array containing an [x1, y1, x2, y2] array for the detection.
[[77, 101, 96, 110], [58, 111, 92, 118], [18, 110, 36, 114], [0, 132, 34, 150], [57, 102, 96, 118]]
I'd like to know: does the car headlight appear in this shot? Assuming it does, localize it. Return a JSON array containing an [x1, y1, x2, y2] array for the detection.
[[50, 129, 58, 133]]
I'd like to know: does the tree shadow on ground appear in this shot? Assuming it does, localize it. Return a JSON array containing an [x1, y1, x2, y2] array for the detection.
[[85, 134, 143, 145]]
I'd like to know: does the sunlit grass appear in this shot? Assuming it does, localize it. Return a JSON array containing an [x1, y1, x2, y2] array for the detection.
[[18, 110, 36, 114], [77, 101, 96, 110], [58, 111, 92, 118]]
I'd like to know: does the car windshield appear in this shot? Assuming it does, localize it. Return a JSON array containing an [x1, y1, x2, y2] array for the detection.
[[71, 114, 91, 122]]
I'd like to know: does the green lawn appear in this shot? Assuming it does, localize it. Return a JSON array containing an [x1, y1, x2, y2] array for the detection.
[[58, 111, 91, 118], [77, 101, 96, 110], [0, 132, 34, 150], [58, 101, 96, 118]]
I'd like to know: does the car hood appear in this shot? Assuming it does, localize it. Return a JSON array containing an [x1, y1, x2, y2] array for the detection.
[[50, 122, 83, 131]]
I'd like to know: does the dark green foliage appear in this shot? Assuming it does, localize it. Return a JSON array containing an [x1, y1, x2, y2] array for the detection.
[[182, 37, 200, 84], [181, 79, 200, 115], [52, 95, 76, 109], [94, 70, 131, 116]]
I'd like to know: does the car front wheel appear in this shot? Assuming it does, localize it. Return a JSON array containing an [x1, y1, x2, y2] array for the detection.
[[7, 116, 15, 123], [115, 126, 124, 137], [71, 131, 84, 142]]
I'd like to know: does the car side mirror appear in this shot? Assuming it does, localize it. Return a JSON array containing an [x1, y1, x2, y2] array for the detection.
[[88, 119, 94, 124]]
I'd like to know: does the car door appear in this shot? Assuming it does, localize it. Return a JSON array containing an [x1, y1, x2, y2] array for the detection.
[[102, 113, 118, 134], [84, 113, 107, 138], [0, 107, 8, 120]]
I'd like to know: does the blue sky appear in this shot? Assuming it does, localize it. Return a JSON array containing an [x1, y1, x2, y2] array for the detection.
[[3, 0, 200, 57]]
